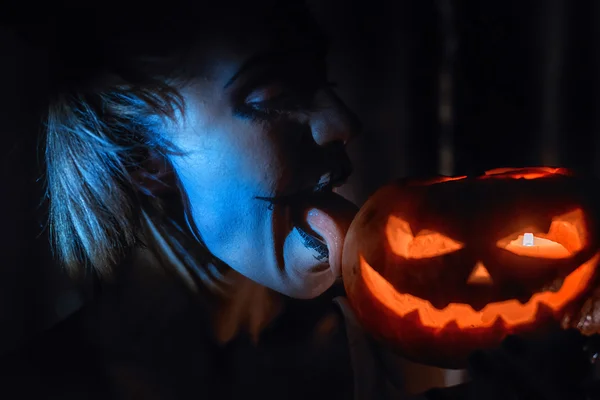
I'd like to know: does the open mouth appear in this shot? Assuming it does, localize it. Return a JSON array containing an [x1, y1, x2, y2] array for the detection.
[[291, 171, 348, 262], [255, 164, 355, 277], [359, 253, 599, 330], [256, 170, 348, 206], [256, 170, 349, 261]]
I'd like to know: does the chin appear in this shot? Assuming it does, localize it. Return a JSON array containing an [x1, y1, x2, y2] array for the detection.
[[284, 268, 337, 299]]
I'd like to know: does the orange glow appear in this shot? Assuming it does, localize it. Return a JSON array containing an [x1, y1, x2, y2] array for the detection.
[[467, 263, 493, 285], [504, 235, 570, 258], [483, 167, 569, 180], [360, 253, 598, 329], [409, 176, 467, 186], [497, 208, 586, 256], [386, 215, 464, 259]]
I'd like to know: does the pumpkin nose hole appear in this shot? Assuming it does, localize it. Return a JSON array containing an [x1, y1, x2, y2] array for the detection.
[[467, 262, 493, 285]]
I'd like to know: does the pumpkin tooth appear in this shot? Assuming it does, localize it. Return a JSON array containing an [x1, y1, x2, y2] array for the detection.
[[516, 294, 533, 305], [535, 302, 555, 322], [440, 320, 460, 333], [491, 315, 507, 332], [403, 309, 423, 326], [430, 298, 451, 310]]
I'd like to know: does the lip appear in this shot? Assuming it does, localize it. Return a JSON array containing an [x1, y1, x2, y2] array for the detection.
[[295, 225, 329, 270], [258, 170, 349, 207], [291, 189, 355, 278], [254, 165, 353, 278], [284, 168, 351, 244], [291, 189, 340, 237]]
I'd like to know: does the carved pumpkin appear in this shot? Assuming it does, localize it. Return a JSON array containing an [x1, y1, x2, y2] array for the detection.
[[342, 167, 600, 368]]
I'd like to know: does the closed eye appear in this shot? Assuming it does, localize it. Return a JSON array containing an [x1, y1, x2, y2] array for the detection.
[[233, 54, 335, 120], [244, 80, 338, 115]]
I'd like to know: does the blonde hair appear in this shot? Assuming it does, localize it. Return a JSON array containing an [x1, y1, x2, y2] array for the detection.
[[42, 10, 226, 292], [46, 85, 177, 270]]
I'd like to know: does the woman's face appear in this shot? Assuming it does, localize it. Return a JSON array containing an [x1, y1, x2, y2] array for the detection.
[[167, 4, 361, 299]]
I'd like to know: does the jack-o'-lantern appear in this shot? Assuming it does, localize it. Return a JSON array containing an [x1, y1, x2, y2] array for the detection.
[[342, 167, 600, 368]]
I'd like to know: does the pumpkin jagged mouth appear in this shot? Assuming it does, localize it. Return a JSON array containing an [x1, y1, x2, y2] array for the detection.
[[359, 253, 598, 330], [377, 261, 578, 311]]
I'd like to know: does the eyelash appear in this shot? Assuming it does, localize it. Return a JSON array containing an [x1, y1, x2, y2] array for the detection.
[[235, 81, 339, 121]]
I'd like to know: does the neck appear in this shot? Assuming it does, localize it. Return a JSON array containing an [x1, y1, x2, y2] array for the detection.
[[211, 270, 285, 345], [130, 244, 286, 346]]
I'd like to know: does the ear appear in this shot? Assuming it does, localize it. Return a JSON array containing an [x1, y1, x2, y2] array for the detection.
[[131, 152, 176, 197]]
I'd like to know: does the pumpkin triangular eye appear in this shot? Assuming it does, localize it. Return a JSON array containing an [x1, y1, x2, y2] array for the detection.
[[386, 215, 463, 259], [496, 208, 587, 258], [467, 262, 493, 285]]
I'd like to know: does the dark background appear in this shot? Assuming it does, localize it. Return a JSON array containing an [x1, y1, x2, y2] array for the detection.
[[1, 0, 599, 356]]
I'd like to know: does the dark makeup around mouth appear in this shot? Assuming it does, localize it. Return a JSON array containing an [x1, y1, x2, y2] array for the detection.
[[289, 186, 353, 272], [255, 170, 348, 208], [255, 173, 348, 267], [288, 187, 338, 265], [296, 225, 329, 262]]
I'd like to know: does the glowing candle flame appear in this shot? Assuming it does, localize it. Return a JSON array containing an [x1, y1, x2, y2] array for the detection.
[[523, 233, 535, 247], [506, 233, 570, 258]]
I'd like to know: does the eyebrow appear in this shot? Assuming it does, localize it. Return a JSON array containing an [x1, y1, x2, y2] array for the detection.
[[223, 37, 330, 90]]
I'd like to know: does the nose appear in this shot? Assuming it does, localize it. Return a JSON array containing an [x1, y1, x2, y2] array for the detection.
[[309, 88, 362, 147], [467, 262, 493, 285]]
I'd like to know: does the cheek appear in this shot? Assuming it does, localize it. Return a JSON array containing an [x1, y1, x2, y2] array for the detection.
[[169, 121, 294, 262], [173, 153, 270, 268]]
